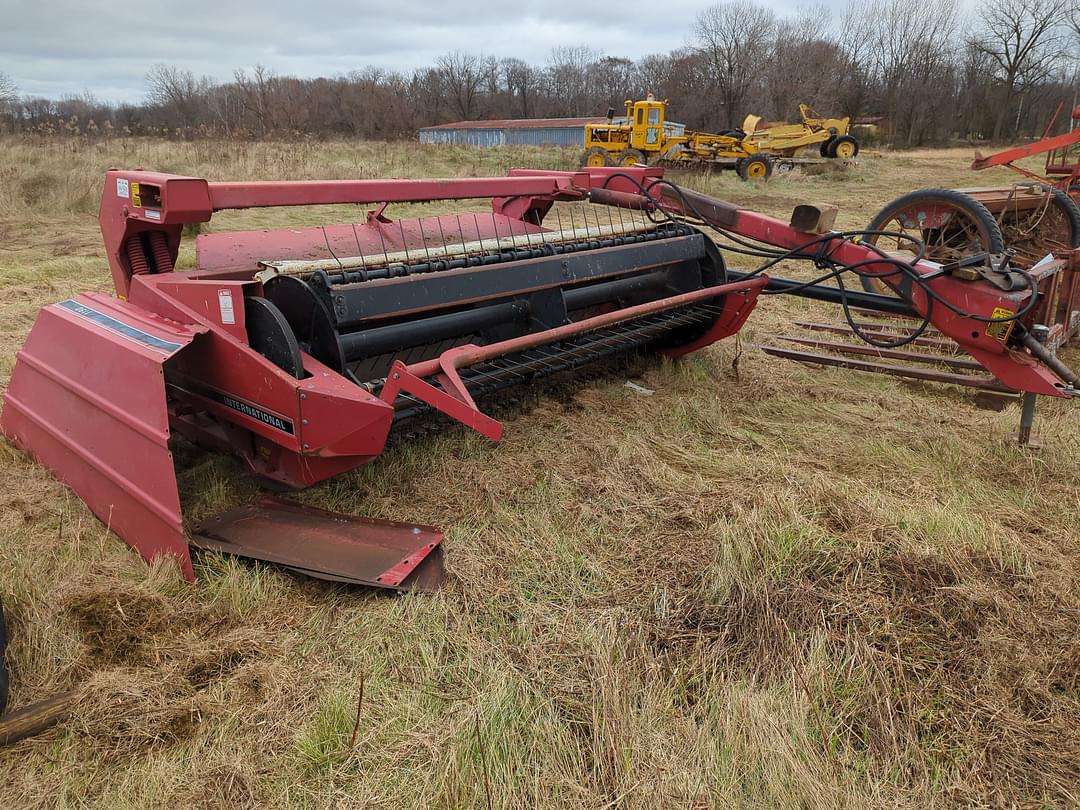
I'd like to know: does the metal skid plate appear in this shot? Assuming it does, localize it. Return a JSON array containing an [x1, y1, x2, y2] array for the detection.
[[191, 496, 445, 592]]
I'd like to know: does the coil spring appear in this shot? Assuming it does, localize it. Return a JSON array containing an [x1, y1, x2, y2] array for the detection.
[[125, 238, 150, 275], [148, 231, 174, 273]]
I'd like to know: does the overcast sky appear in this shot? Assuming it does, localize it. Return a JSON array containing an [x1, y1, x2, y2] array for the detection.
[[1, 0, 823, 103]]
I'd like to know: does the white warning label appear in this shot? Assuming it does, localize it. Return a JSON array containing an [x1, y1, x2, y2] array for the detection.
[[218, 289, 236, 325], [116, 178, 130, 199]]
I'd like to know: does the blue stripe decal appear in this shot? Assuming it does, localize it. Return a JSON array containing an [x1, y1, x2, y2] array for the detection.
[[58, 299, 184, 353]]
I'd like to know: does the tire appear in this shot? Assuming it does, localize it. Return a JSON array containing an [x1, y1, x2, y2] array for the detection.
[[737, 155, 773, 181], [582, 147, 612, 168], [830, 135, 859, 159], [996, 186, 1080, 267], [820, 137, 836, 158], [615, 148, 647, 167], [1052, 187, 1080, 247], [861, 188, 1004, 294], [1037, 186, 1080, 248], [0, 596, 8, 716], [720, 129, 747, 139]]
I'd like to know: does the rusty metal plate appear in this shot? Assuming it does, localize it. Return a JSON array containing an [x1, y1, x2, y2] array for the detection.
[[191, 496, 445, 592]]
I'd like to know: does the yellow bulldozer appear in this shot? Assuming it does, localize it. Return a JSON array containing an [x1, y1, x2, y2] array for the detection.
[[740, 104, 859, 159], [582, 96, 776, 180]]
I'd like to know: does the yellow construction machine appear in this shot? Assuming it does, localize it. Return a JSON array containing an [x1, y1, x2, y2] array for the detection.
[[740, 104, 859, 159], [582, 96, 776, 180]]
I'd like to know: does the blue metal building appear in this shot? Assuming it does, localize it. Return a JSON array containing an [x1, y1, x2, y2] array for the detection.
[[418, 117, 608, 148]]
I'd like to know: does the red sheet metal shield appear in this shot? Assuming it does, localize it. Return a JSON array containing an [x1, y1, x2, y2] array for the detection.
[[1, 293, 205, 580], [191, 496, 445, 592]]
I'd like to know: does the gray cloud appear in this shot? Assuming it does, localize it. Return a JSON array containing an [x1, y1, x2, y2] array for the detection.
[[2, 0, 818, 102]]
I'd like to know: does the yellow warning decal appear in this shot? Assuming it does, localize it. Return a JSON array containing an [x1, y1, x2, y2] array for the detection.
[[131, 182, 141, 208], [985, 307, 1015, 342]]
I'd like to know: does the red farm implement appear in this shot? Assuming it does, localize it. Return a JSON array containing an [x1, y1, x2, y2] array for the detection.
[[2, 166, 1077, 585], [771, 109, 1080, 408], [971, 102, 1080, 193]]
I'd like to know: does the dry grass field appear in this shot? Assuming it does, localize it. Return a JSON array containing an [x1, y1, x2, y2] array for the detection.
[[0, 138, 1078, 809]]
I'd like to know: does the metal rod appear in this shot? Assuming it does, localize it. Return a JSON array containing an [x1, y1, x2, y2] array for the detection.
[[339, 301, 530, 360], [768, 335, 985, 371], [1018, 324, 1053, 446], [760, 346, 1015, 392]]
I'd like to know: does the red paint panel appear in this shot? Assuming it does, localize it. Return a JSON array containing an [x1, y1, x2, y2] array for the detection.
[[1, 294, 205, 579], [131, 275, 394, 463], [206, 176, 575, 210], [191, 496, 445, 592], [195, 213, 548, 274]]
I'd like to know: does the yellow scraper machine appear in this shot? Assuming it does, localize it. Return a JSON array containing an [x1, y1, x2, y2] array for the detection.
[[583, 96, 858, 179], [741, 104, 859, 159]]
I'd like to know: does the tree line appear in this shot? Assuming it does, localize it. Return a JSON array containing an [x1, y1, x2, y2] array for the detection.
[[1, 0, 1078, 146]]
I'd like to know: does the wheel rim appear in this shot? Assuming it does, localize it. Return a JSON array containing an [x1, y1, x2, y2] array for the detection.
[[621, 154, 638, 166], [835, 141, 855, 159], [865, 199, 995, 294], [586, 153, 606, 167], [747, 161, 766, 178]]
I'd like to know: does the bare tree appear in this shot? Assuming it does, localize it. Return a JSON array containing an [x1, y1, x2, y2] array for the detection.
[[693, 1, 776, 128], [587, 56, 640, 112], [546, 46, 600, 116], [0, 71, 15, 106], [436, 51, 485, 120], [234, 65, 276, 135], [0, 71, 16, 133], [973, 0, 1070, 138], [762, 6, 846, 120], [411, 67, 447, 124], [501, 58, 537, 118], [845, 0, 961, 145], [145, 64, 210, 130]]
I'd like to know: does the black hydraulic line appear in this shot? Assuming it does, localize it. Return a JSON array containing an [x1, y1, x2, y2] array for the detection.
[[1018, 326, 1080, 388], [723, 269, 919, 317]]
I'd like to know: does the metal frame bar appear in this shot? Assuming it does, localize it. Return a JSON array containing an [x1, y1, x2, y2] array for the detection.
[[378, 277, 767, 439], [587, 175, 1076, 397]]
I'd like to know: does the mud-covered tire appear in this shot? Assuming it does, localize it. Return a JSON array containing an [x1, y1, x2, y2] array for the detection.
[[582, 147, 612, 168], [861, 188, 1005, 294], [0, 596, 8, 716], [615, 148, 647, 167], [736, 155, 773, 181]]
